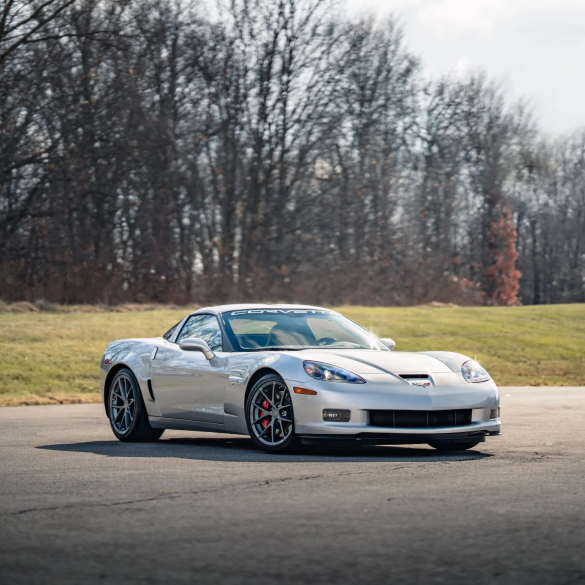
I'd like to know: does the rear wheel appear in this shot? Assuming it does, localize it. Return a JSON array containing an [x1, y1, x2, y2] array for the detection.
[[428, 441, 480, 452], [108, 368, 163, 442], [246, 374, 300, 454]]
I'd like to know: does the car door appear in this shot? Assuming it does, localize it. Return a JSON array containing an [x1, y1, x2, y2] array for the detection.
[[151, 314, 227, 424]]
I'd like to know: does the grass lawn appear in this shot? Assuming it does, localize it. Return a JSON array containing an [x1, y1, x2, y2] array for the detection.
[[0, 304, 583, 406]]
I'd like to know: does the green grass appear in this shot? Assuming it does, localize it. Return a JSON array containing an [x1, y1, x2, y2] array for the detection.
[[0, 305, 584, 405]]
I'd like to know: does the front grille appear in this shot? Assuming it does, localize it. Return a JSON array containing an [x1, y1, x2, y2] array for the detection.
[[399, 374, 430, 380], [369, 409, 472, 428]]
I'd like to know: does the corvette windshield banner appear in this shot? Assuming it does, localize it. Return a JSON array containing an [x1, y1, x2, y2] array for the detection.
[[229, 309, 334, 316]]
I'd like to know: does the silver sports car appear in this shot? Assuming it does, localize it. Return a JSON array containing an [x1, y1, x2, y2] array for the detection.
[[100, 304, 500, 453]]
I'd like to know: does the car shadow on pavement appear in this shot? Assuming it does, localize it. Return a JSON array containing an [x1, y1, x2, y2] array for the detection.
[[38, 437, 493, 463]]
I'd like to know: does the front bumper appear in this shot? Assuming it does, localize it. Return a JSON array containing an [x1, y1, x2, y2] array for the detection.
[[285, 374, 500, 443]]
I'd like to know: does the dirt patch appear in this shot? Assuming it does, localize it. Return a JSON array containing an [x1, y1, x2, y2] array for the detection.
[[0, 393, 102, 407], [4, 301, 40, 313]]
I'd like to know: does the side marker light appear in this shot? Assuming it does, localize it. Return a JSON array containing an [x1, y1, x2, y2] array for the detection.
[[293, 387, 318, 396]]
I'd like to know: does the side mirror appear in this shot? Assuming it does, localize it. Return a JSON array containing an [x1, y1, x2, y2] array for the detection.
[[179, 338, 215, 360], [380, 338, 396, 351]]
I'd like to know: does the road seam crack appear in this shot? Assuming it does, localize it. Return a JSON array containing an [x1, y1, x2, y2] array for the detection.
[[1, 466, 407, 517]]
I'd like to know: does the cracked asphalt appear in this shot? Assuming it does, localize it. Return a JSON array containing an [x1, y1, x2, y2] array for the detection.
[[1, 387, 584, 585]]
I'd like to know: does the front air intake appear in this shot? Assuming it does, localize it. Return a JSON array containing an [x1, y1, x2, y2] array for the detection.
[[369, 409, 472, 428]]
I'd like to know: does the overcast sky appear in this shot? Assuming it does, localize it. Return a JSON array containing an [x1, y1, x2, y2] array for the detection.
[[344, 0, 585, 135]]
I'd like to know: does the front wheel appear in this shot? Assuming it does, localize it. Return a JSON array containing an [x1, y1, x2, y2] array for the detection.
[[245, 374, 300, 453], [428, 441, 480, 452], [108, 368, 164, 442]]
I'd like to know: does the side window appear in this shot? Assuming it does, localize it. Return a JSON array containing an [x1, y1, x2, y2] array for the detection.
[[163, 321, 181, 341], [176, 314, 223, 351]]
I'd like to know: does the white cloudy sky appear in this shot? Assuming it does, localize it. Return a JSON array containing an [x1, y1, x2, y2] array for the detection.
[[344, 0, 585, 135]]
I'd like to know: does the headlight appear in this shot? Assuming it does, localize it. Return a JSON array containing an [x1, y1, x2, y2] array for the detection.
[[461, 359, 490, 383], [303, 361, 365, 384]]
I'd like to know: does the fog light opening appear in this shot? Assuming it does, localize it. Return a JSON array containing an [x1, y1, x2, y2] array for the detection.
[[490, 407, 500, 420], [322, 409, 351, 422]]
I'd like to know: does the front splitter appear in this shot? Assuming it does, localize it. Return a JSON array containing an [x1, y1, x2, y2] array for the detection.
[[298, 430, 489, 446]]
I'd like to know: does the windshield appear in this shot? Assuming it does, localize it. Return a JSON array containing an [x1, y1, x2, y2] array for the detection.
[[222, 309, 386, 351]]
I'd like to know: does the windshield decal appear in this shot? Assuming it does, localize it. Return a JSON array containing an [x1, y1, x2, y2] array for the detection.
[[229, 309, 334, 316]]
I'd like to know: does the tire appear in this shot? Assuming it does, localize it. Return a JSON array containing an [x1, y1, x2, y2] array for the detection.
[[245, 373, 301, 454], [107, 368, 164, 442], [428, 441, 480, 452]]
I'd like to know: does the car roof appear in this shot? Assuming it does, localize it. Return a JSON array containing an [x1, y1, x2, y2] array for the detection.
[[192, 303, 335, 315]]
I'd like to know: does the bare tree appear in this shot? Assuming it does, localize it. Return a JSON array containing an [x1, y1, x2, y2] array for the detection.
[[0, 0, 582, 305]]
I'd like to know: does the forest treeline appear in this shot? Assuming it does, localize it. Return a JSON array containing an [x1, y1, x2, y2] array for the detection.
[[1, 0, 584, 305]]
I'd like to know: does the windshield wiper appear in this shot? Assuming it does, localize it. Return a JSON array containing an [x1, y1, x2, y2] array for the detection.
[[245, 344, 372, 351], [246, 346, 305, 352], [304, 344, 371, 349]]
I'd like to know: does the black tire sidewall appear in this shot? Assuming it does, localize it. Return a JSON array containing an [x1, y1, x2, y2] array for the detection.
[[245, 374, 297, 453]]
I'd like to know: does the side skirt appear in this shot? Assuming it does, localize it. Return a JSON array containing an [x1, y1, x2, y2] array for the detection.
[[149, 416, 228, 433]]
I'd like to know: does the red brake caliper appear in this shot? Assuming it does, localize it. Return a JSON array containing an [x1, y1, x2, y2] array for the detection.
[[260, 398, 271, 429]]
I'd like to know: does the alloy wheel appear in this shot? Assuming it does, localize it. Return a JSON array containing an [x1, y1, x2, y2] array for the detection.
[[249, 380, 293, 447], [109, 373, 136, 435]]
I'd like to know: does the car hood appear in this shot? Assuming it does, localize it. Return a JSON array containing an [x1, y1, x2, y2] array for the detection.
[[293, 349, 463, 376]]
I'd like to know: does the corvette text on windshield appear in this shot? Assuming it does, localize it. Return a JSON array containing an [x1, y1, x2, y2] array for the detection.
[[229, 309, 334, 315]]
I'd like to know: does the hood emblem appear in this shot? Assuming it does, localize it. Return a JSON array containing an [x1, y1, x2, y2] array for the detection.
[[410, 380, 431, 388]]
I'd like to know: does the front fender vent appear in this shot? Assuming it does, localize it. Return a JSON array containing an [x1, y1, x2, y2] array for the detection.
[[146, 379, 156, 402]]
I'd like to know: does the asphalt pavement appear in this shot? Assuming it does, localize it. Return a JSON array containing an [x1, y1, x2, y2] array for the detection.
[[1, 387, 584, 585]]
